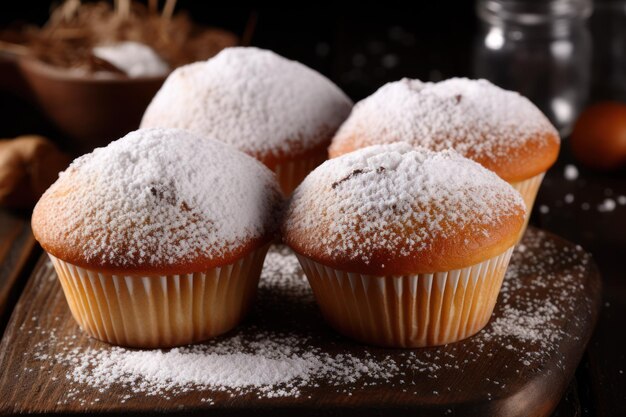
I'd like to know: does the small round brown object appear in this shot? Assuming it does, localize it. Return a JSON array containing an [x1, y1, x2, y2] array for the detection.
[[570, 101, 626, 171], [0, 135, 69, 208]]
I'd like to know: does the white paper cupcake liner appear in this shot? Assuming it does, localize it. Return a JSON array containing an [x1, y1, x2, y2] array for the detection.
[[273, 149, 327, 194], [510, 172, 545, 236], [48, 245, 269, 348], [296, 246, 515, 348]]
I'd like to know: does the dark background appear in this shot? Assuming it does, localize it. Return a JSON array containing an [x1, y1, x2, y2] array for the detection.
[[1, 2, 625, 417], [0, 2, 477, 140]]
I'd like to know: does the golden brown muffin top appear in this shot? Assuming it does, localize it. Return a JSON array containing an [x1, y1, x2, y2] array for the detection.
[[329, 78, 560, 182], [32, 128, 282, 275], [283, 143, 525, 275], [141, 47, 353, 166]]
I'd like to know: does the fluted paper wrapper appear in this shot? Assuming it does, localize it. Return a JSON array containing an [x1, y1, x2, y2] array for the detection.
[[510, 172, 545, 236], [297, 247, 515, 348], [48, 245, 269, 348], [273, 149, 327, 195]]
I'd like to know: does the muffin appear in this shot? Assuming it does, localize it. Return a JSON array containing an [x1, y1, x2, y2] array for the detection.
[[32, 128, 282, 348], [283, 143, 525, 348], [141, 47, 353, 194], [329, 78, 560, 233]]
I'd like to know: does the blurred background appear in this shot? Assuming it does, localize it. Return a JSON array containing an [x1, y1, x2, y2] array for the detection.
[[0, 1, 625, 416], [3, 0, 625, 138]]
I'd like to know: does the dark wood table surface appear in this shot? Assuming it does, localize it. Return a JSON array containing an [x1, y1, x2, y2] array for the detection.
[[0, 230, 603, 416], [0, 4, 625, 416]]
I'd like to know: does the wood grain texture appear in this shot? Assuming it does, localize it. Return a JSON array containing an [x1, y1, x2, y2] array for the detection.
[[0, 228, 601, 417], [0, 210, 37, 329]]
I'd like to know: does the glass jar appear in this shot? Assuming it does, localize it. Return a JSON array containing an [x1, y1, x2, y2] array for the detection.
[[588, 1, 626, 101], [474, 0, 592, 136]]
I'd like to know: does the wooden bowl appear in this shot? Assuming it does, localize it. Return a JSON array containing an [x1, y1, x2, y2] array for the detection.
[[17, 58, 165, 152]]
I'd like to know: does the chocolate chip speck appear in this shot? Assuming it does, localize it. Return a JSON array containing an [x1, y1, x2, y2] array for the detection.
[[331, 169, 365, 189]]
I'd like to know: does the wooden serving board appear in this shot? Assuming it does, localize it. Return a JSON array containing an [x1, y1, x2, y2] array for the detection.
[[0, 228, 601, 417]]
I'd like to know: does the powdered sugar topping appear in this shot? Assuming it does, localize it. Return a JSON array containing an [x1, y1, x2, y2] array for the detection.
[[92, 41, 169, 77], [33, 128, 282, 269], [284, 143, 525, 264], [330, 78, 558, 169], [141, 47, 353, 160]]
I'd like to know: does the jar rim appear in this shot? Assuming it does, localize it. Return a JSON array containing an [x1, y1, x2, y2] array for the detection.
[[477, 0, 593, 25]]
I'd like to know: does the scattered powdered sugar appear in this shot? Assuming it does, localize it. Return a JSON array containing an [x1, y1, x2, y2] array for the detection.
[[283, 143, 525, 264], [141, 47, 353, 160], [259, 245, 313, 302], [50, 335, 395, 399], [487, 302, 560, 344], [92, 41, 169, 77], [24, 230, 594, 406], [32, 128, 282, 268], [543, 192, 625, 215], [488, 235, 594, 366], [330, 78, 558, 175], [597, 198, 617, 212], [564, 164, 579, 181]]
